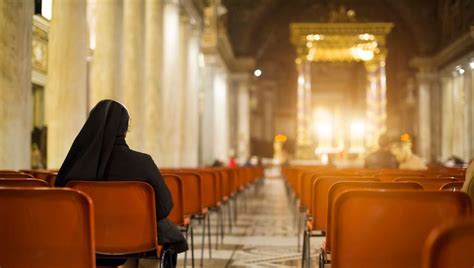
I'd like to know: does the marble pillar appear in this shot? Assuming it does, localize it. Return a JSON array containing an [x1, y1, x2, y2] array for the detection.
[[90, 0, 123, 107], [181, 25, 200, 167], [213, 70, 230, 162], [295, 58, 313, 159], [144, 0, 164, 162], [123, 0, 145, 151], [46, 0, 88, 169], [364, 59, 385, 149], [0, 0, 33, 169], [236, 74, 251, 163], [161, 0, 181, 167], [416, 72, 436, 161], [441, 75, 454, 160], [200, 63, 216, 165]]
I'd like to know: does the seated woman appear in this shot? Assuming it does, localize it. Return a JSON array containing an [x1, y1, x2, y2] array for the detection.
[[390, 141, 427, 170], [55, 100, 187, 267]]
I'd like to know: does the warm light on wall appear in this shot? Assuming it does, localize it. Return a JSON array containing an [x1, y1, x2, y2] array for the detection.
[[350, 47, 374, 61], [315, 121, 333, 138], [350, 121, 365, 137]]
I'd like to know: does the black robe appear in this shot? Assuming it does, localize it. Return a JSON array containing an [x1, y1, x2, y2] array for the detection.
[[55, 99, 186, 251]]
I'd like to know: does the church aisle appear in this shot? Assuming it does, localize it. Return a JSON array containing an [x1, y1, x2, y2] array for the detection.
[[180, 177, 323, 267]]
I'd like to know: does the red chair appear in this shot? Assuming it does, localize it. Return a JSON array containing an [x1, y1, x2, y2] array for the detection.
[[162, 174, 193, 266], [0, 178, 49, 187], [0, 172, 34, 178], [330, 190, 471, 268], [440, 181, 464, 191], [67, 181, 161, 263], [0, 188, 95, 268], [394, 177, 456, 190], [422, 219, 474, 268]]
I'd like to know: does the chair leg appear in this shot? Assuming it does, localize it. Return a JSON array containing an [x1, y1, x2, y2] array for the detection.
[[297, 211, 302, 252], [200, 216, 206, 267], [191, 225, 195, 268], [207, 212, 212, 259], [227, 202, 232, 233], [184, 226, 189, 268], [215, 209, 220, 250], [233, 198, 238, 223], [220, 208, 225, 245], [318, 250, 325, 268], [306, 230, 311, 268], [301, 229, 307, 268]]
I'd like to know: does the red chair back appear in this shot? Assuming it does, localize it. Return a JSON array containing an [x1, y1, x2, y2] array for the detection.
[[0, 188, 95, 268], [0, 178, 49, 187], [67, 181, 159, 254]]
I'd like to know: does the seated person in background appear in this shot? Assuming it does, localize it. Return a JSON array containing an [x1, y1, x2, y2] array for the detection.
[[390, 141, 427, 170], [55, 100, 187, 267], [462, 160, 474, 207], [364, 133, 398, 169]]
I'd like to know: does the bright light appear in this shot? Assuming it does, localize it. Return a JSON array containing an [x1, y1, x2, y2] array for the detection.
[[350, 121, 365, 137], [297, 75, 304, 86], [254, 69, 262, 77], [315, 121, 333, 138], [350, 47, 374, 61], [42, 0, 52, 20], [455, 65, 465, 75], [306, 34, 323, 41], [359, 33, 374, 41], [470, 61, 474, 69]]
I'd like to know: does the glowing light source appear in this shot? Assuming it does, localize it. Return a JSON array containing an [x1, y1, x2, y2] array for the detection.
[[350, 121, 365, 137], [400, 133, 411, 142], [254, 69, 262, 77], [315, 121, 333, 138], [359, 33, 374, 41], [470, 61, 474, 69], [350, 47, 374, 61], [42, 0, 52, 20], [274, 134, 288, 142], [455, 65, 465, 75], [306, 34, 324, 41]]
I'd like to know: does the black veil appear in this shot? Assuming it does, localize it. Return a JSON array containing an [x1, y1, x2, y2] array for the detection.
[[55, 100, 129, 186]]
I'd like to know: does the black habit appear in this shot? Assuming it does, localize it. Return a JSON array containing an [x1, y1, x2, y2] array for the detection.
[[55, 99, 187, 251]]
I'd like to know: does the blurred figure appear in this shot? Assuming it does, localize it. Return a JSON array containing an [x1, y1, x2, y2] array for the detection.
[[211, 159, 224, 167], [228, 151, 237, 168], [31, 143, 44, 169], [390, 141, 427, 170], [444, 155, 465, 167], [364, 133, 398, 169], [462, 161, 474, 207]]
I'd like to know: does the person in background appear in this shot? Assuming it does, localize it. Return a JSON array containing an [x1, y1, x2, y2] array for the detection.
[[55, 100, 187, 267], [390, 141, 427, 170], [31, 143, 43, 169], [462, 160, 474, 207], [364, 133, 398, 169]]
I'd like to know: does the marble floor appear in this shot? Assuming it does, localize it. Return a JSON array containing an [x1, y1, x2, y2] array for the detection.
[[174, 178, 323, 267]]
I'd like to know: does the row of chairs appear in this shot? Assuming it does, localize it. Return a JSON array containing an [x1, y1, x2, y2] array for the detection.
[[0, 166, 264, 268], [282, 166, 473, 268]]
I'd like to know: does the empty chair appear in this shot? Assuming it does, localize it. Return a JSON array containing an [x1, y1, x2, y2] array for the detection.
[[394, 177, 456, 190], [67, 181, 161, 260], [0, 178, 49, 187], [440, 181, 464, 191], [0, 172, 34, 178], [422, 219, 474, 268], [330, 190, 471, 268], [162, 174, 193, 267], [0, 188, 95, 268]]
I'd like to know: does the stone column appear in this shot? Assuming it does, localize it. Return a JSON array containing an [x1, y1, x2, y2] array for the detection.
[[441, 75, 454, 159], [161, 0, 181, 167], [0, 0, 33, 169], [415, 72, 436, 161], [295, 57, 312, 159], [144, 0, 164, 162], [46, 0, 88, 169], [89, 0, 123, 107], [235, 74, 251, 163], [200, 63, 216, 165], [181, 25, 201, 167], [364, 59, 383, 148], [213, 69, 230, 161], [123, 0, 145, 151]]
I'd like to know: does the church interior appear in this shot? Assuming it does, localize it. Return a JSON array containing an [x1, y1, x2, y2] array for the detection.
[[1, 0, 474, 267]]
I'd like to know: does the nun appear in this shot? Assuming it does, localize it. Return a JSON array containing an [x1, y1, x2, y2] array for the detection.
[[55, 99, 187, 267]]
